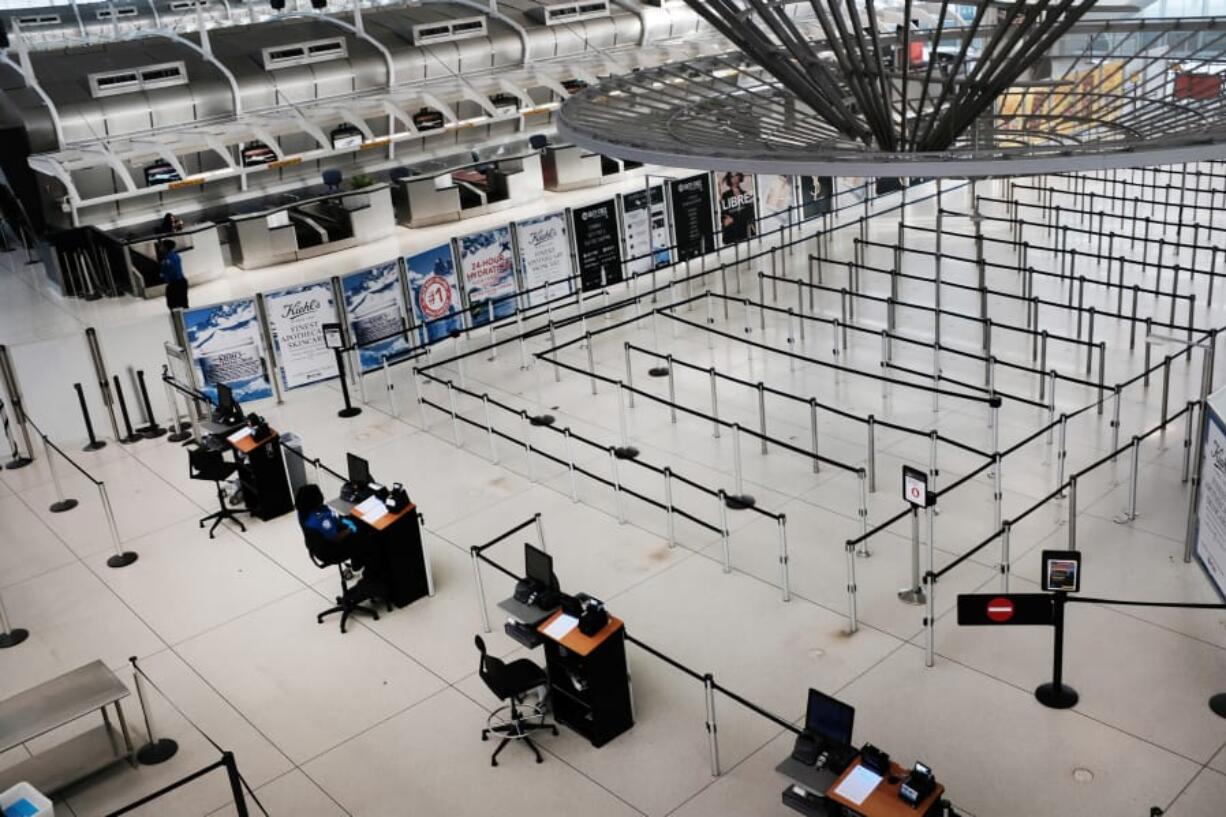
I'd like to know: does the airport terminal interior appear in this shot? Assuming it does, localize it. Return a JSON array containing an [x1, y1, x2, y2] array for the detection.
[[2, 0, 1226, 816]]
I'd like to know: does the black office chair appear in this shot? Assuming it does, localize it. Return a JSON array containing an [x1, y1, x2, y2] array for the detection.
[[304, 528, 382, 634], [297, 484, 383, 634], [189, 446, 248, 538], [475, 635, 557, 766]]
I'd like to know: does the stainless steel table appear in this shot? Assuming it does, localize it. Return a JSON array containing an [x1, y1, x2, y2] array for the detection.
[[0, 660, 136, 795]]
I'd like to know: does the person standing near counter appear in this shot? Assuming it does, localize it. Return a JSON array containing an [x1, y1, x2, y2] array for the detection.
[[159, 239, 189, 310]]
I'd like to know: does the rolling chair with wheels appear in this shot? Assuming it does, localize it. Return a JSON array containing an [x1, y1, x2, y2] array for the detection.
[[322, 168, 343, 192], [304, 528, 381, 634], [296, 484, 386, 634], [189, 446, 248, 538], [475, 635, 557, 766]]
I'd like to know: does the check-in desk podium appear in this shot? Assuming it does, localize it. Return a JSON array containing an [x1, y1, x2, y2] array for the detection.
[[536, 610, 633, 747], [229, 428, 293, 521], [779, 751, 945, 817], [350, 502, 430, 608]]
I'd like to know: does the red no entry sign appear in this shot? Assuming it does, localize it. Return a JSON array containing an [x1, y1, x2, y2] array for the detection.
[[957, 593, 1054, 626], [986, 598, 1014, 623]]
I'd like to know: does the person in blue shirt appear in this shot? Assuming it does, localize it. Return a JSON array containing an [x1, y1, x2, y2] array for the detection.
[[158, 239, 188, 310], [295, 484, 384, 590]]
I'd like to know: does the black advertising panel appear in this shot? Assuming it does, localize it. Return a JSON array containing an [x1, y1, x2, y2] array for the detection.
[[669, 173, 715, 261], [956, 594, 1055, 626], [716, 171, 757, 245], [572, 199, 623, 292], [799, 176, 834, 220]]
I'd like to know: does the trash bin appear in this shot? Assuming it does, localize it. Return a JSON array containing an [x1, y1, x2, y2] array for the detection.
[[1, 782, 54, 817], [281, 432, 309, 499]]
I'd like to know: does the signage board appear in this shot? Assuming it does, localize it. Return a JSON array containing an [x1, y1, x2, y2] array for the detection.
[[903, 465, 929, 507], [956, 593, 1055, 627], [1041, 550, 1082, 593]]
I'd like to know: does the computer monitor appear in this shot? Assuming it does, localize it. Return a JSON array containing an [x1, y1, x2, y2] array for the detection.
[[216, 383, 235, 418], [805, 688, 854, 748], [524, 543, 555, 589], [346, 453, 372, 486]]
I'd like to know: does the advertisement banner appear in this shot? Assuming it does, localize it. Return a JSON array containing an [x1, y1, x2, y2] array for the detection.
[[572, 199, 623, 292], [456, 226, 518, 326], [668, 174, 715, 261], [263, 281, 339, 390], [620, 185, 671, 276], [405, 243, 463, 345], [717, 171, 757, 245], [182, 299, 273, 403], [799, 176, 834, 221], [1196, 400, 1226, 599], [341, 261, 413, 373], [756, 174, 794, 234], [514, 212, 575, 308]]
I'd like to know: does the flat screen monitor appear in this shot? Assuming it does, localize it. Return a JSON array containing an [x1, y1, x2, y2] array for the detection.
[[346, 452, 371, 486], [331, 125, 363, 150], [805, 688, 854, 747], [524, 543, 554, 589], [216, 382, 235, 417]]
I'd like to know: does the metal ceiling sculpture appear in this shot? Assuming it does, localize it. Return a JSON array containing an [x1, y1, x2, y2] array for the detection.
[[556, 5, 1226, 177]]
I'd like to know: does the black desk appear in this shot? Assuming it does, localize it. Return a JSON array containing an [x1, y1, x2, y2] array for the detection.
[[536, 610, 634, 747], [224, 427, 292, 521], [331, 500, 432, 608]]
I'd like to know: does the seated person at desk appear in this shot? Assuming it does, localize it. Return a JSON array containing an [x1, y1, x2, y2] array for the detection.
[[296, 485, 383, 593]]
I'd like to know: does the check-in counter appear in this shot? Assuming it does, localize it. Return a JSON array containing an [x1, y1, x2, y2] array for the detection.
[[229, 184, 394, 270], [123, 222, 224, 298], [393, 153, 543, 228], [542, 145, 644, 192]]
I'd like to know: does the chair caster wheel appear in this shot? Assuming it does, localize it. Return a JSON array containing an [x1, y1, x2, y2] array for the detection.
[[536, 756, 544, 764], [552, 727, 559, 736], [482, 732, 488, 741], [491, 759, 498, 767]]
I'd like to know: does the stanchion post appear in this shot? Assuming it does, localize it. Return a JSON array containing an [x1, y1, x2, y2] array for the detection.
[[899, 507, 925, 605], [128, 657, 178, 764], [777, 515, 790, 602], [703, 674, 721, 777], [134, 370, 165, 438], [867, 416, 877, 493], [42, 435, 78, 513], [809, 398, 820, 474], [101, 482, 138, 567], [75, 383, 106, 451], [844, 540, 859, 634], [564, 427, 578, 501], [0, 583, 28, 648], [856, 468, 870, 556], [717, 491, 732, 573], [1068, 475, 1078, 549], [470, 549, 492, 633], [1035, 592, 1079, 709], [709, 369, 721, 438], [664, 467, 675, 548]]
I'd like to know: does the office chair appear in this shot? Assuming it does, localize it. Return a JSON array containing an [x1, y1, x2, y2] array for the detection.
[[322, 168, 343, 192], [475, 635, 557, 766], [302, 526, 382, 634], [189, 446, 248, 538]]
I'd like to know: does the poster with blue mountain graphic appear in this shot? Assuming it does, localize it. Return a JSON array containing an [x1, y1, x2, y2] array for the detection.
[[182, 298, 274, 403], [341, 260, 413, 373]]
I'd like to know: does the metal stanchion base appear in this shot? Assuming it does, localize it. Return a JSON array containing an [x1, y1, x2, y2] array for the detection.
[[647, 367, 669, 378], [898, 587, 927, 605], [529, 414, 555, 427], [167, 426, 192, 443], [107, 551, 139, 568], [1209, 693, 1226, 719], [120, 433, 143, 445], [614, 446, 640, 460], [136, 738, 179, 765], [338, 406, 363, 418], [0, 629, 29, 649], [139, 425, 167, 439], [83, 440, 107, 452], [4, 456, 33, 470], [50, 498, 78, 513], [1034, 682, 1079, 710], [724, 493, 756, 510]]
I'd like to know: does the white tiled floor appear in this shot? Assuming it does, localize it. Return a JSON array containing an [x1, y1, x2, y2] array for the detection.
[[0, 173, 1224, 817]]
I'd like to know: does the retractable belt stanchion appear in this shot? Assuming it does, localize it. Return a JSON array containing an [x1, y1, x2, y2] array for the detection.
[[85, 327, 123, 443], [334, 344, 362, 419], [42, 434, 78, 513], [134, 370, 166, 438], [0, 581, 28, 648], [128, 657, 178, 764], [161, 368, 192, 443], [112, 375, 143, 444], [75, 382, 107, 451], [0, 345, 35, 468]]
